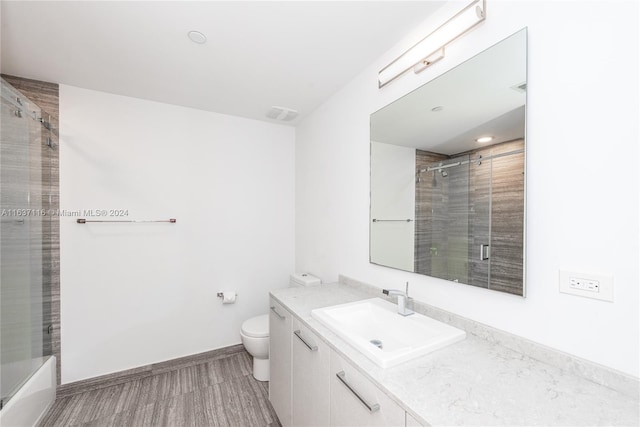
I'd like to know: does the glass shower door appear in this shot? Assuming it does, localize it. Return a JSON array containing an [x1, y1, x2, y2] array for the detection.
[[468, 143, 525, 293], [468, 152, 492, 289], [425, 154, 471, 283], [414, 143, 523, 292], [0, 79, 49, 408]]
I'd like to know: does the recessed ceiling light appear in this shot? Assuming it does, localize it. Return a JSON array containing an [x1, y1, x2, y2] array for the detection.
[[187, 31, 207, 44], [476, 136, 494, 143], [431, 106, 444, 112]]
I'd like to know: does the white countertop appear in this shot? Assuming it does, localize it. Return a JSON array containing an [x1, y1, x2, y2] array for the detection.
[[270, 283, 640, 426]]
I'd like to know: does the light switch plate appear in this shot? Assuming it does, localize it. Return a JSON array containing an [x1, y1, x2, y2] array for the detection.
[[559, 270, 614, 302]]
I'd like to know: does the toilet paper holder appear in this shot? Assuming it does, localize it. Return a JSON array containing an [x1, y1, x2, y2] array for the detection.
[[217, 292, 238, 298]]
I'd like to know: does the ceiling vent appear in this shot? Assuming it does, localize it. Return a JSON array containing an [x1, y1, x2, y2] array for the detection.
[[266, 106, 298, 121]]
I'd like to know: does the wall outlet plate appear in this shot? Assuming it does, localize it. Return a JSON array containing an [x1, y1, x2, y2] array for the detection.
[[559, 270, 613, 302]]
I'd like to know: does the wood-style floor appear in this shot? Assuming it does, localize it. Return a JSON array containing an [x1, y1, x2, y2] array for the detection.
[[39, 350, 281, 427]]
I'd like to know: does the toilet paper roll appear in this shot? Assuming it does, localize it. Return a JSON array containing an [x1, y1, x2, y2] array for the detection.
[[222, 291, 236, 304]]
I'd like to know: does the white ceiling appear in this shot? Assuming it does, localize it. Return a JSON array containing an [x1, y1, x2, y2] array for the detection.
[[371, 28, 527, 155], [0, 1, 445, 125]]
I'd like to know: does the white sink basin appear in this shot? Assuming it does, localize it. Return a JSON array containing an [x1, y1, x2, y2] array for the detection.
[[311, 298, 466, 368]]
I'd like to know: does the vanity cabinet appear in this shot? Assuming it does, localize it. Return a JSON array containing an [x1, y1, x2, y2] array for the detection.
[[329, 351, 405, 426], [268, 298, 418, 427], [405, 412, 426, 426], [292, 318, 331, 426], [269, 298, 292, 427]]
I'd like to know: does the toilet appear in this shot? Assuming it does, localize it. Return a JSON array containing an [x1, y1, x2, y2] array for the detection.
[[240, 273, 321, 381], [240, 314, 270, 381]]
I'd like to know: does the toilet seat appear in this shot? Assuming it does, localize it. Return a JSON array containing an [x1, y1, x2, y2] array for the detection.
[[241, 314, 269, 338]]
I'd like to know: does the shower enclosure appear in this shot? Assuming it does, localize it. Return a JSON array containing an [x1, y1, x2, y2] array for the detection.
[[0, 77, 55, 411], [416, 152, 473, 285], [415, 140, 525, 295]]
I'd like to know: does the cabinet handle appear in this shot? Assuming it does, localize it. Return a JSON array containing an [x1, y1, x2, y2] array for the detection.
[[336, 371, 380, 413], [293, 330, 318, 351], [270, 306, 285, 319]]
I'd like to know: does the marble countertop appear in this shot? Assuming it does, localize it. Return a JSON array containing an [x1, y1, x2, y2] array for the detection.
[[270, 283, 639, 426]]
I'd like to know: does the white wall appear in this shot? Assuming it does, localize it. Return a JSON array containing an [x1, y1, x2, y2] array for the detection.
[[370, 141, 415, 271], [296, 1, 639, 377], [60, 85, 295, 383]]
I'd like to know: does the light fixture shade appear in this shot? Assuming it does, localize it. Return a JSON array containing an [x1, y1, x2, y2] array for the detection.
[[378, 0, 486, 88]]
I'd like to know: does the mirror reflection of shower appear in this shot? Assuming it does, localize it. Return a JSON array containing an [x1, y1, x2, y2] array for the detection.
[[417, 156, 482, 185], [369, 28, 527, 297], [414, 143, 524, 291]]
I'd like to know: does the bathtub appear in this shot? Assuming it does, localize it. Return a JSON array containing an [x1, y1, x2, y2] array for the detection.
[[0, 356, 56, 427]]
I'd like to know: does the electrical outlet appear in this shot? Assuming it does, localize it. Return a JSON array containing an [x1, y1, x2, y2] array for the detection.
[[569, 277, 599, 292], [559, 270, 613, 302]]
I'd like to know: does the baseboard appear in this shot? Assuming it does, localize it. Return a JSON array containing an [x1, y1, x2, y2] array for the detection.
[[57, 344, 245, 398]]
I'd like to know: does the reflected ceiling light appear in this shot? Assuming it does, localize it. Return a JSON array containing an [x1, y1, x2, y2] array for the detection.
[[378, 0, 486, 88], [266, 106, 299, 121], [188, 31, 207, 44], [476, 136, 494, 143]]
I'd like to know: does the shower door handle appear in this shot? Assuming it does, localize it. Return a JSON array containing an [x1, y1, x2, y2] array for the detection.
[[480, 244, 490, 260]]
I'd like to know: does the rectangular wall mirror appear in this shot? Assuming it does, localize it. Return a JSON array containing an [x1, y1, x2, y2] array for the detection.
[[370, 28, 527, 296]]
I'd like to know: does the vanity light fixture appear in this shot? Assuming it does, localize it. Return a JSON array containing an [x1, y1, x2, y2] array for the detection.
[[378, 0, 486, 88], [476, 136, 494, 143]]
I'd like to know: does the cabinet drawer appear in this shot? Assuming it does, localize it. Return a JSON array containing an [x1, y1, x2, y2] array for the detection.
[[292, 318, 330, 426], [330, 351, 405, 427], [269, 298, 292, 427]]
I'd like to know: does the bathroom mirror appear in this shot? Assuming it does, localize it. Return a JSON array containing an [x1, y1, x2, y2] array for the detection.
[[370, 28, 527, 296]]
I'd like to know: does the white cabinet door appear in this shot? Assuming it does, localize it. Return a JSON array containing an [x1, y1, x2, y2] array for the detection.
[[292, 318, 330, 427], [269, 298, 292, 427], [330, 351, 405, 427]]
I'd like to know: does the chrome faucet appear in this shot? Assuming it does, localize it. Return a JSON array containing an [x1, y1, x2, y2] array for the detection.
[[382, 282, 414, 316]]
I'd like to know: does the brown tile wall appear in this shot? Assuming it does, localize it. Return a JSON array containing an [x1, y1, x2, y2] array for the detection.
[[415, 151, 448, 275], [487, 140, 525, 295]]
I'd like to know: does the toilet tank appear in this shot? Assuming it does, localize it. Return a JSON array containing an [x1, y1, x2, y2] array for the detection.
[[290, 273, 321, 288]]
